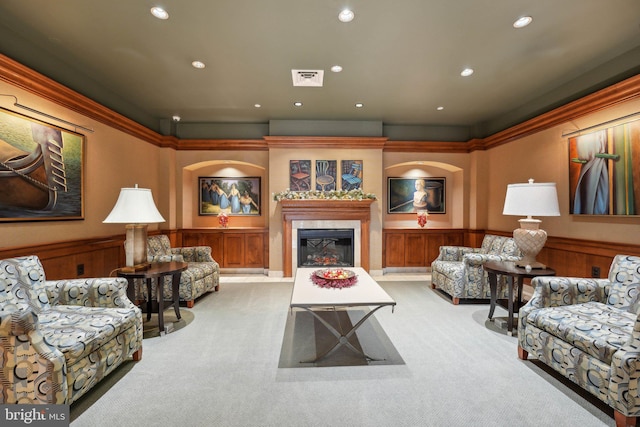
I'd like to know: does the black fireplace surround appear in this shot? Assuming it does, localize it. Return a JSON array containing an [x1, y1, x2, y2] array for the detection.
[[298, 228, 354, 268]]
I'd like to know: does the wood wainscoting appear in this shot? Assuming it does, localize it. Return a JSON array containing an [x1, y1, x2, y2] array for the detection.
[[1, 230, 638, 280], [0, 236, 126, 280]]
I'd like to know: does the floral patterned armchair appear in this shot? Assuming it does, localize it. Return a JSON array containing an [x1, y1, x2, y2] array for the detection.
[[136, 235, 220, 308], [518, 255, 640, 427], [431, 234, 522, 304], [0, 255, 142, 404]]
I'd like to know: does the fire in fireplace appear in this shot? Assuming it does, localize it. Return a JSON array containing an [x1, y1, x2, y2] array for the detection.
[[298, 229, 354, 267]]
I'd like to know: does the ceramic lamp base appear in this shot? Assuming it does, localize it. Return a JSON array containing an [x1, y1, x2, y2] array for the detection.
[[513, 218, 547, 269]]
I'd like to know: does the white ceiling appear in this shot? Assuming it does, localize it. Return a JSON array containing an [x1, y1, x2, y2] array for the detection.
[[0, 0, 639, 139]]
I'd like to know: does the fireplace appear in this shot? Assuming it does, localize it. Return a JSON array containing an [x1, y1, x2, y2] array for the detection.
[[280, 199, 374, 277], [298, 229, 354, 267]]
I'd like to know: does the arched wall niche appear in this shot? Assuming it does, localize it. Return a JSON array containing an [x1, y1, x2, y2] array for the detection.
[[383, 160, 464, 229], [181, 160, 267, 229]]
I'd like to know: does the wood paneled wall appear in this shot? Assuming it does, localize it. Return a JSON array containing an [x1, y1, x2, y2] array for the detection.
[[2, 230, 637, 280]]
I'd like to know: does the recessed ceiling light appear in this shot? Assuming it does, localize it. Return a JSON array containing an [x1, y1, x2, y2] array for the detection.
[[294, 102, 303, 107], [254, 104, 261, 108], [513, 16, 533, 28], [355, 103, 364, 108], [150, 7, 169, 20], [331, 65, 343, 73], [191, 60, 205, 69], [460, 68, 474, 77], [338, 9, 355, 23], [436, 106, 444, 111], [172, 115, 181, 122]]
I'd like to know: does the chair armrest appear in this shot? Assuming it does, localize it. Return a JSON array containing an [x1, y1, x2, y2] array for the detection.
[[436, 246, 474, 262], [45, 277, 139, 310], [172, 246, 215, 262], [0, 308, 38, 337], [609, 317, 640, 414], [0, 308, 67, 404]]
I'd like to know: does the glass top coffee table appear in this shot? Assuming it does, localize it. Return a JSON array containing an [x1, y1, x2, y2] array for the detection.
[[290, 267, 396, 363]]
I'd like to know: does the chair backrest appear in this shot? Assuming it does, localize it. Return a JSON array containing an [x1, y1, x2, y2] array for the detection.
[[479, 234, 521, 257], [0, 255, 51, 314], [147, 235, 173, 257], [606, 255, 640, 311]]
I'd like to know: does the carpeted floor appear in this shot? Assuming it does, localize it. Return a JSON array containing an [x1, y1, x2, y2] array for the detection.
[[69, 278, 615, 427]]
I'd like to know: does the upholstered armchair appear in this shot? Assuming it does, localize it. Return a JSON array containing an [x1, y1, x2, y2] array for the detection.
[[137, 234, 220, 307], [0, 255, 142, 405], [431, 234, 522, 304], [518, 255, 640, 427]]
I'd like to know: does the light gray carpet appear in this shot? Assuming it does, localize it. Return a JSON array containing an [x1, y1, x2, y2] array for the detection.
[[70, 279, 615, 427]]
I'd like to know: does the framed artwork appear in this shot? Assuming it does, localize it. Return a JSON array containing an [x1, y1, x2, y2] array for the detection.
[[341, 160, 363, 190], [289, 160, 311, 191], [387, 177, 446, 214], [0, 107, 84, 222], [315, 160, 337, 191], [199, 177, 260, 216], [569, 119, 640, 215]]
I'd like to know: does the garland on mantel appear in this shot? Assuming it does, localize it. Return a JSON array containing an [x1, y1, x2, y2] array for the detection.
[[273, 188, 377, 202]]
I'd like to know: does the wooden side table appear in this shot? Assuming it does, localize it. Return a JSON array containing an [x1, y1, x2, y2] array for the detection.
[[117, 261, 188, 335], [484, 260, 556, 336]]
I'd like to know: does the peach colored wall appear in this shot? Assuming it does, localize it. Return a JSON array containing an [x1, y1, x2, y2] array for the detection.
[[487, 97, 640, 244], [0, 80, 165, 248]]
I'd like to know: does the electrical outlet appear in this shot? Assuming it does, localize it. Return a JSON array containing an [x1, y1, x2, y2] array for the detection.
[[591, 266, 600, 278], [77, 264, 84, 276]]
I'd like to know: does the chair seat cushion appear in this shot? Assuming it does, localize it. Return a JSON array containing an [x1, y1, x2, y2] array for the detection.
[[527, 301, 634, 364], [39, 305, 140, 366], [431, 260, 464, 279]]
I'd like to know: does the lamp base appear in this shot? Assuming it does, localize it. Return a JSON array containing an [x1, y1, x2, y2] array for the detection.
[[513, 218, 547, 270]]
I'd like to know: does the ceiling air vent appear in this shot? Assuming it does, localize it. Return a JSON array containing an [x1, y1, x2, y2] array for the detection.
[[291, 69, 324, 87]]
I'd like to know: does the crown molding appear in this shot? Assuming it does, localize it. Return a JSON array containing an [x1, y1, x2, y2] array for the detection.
[[2, 53, 638, 153]]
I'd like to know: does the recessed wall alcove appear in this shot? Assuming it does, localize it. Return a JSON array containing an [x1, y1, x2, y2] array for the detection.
[[180, 159, 268, 229], [383, 161, 464, 229]]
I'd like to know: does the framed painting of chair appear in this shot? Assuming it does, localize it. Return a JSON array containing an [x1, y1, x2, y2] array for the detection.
[[341, 160, 363, 190], [289, 160, 311, 191], [315, 160, 336, 191]]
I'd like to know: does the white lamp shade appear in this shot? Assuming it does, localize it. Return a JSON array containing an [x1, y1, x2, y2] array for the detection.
[[503, 181, 560, 217], [103, 187, 165, 224]]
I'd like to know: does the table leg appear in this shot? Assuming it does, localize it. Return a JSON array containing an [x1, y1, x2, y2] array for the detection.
[[507, 276, 515, 336], [488, 272, 498, 320], [300, 305, 389, 363], [145, 278, 153, 321], [125, 278, 135, 304], [156, 277, 165, 334], [171, 272, 182, 319], [516, 277, 524, 313]]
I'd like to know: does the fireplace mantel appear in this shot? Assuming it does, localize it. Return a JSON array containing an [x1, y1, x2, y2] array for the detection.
[[280, 199, 375, 277]]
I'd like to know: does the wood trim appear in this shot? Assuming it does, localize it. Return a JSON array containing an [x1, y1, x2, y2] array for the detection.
[[0, 54, 162, 145], [279, 199, 375, 277], [483, 74, 640, 150], [175, 139, 268, 151], [2, 54, 638, 154], [265, 136, 388, 149]]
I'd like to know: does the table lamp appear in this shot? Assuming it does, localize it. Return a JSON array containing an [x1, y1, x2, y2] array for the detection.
[[103, 185, 165, 271], [502, 179, 559, 269]]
